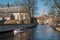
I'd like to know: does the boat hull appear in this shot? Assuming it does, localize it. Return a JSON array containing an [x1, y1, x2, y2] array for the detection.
[[0, 23, 37, 32]]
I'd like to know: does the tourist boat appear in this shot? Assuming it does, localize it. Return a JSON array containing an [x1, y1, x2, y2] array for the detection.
[[0, 23, 37, 32], [55, 27, 60, 31], [54, 24, 60, 31], [53, 17, 60, 31], [14, 28, 26, 35]]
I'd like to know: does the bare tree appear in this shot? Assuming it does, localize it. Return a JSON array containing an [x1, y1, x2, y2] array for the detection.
[[41, 0, 60, 17], [19, 0, 37, 16], [14, 0, 21, 6], [54, 0, 60, 9]]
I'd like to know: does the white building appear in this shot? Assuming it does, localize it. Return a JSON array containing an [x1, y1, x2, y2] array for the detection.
[[4, 17, 10, 20], [13, 13, 21, 21], [0, 6, 31, 24]]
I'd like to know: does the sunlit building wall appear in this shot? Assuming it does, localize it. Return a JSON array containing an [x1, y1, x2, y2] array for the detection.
[[0, 6, 31, 24], [4, 17, 10, 20], [21, 13, 30, 24], [13, 13, 21, 21], [0, 17, 2, 20]]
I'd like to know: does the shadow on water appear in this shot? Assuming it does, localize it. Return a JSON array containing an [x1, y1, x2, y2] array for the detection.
[[0, 31, 14, 40], [0, 25, 60, 40]]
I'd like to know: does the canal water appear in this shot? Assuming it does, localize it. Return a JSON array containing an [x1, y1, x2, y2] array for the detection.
[[0, 25, 60, 40]]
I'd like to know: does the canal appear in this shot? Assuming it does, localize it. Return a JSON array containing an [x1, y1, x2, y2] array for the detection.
[[0, 25, 60, 40]]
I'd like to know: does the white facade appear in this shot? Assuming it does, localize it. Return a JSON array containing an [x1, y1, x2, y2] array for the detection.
[[13, 13, 21, 21], [21, 13, 26, 20], [0, 17, 2, 20], [4, 17, 10, 20]]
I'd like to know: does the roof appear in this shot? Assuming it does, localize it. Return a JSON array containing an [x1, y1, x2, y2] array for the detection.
[[0, 6, 28, 17], [0, 13, 12, 17], [0, 6, 28, 13], [37, 15, 48, 20]]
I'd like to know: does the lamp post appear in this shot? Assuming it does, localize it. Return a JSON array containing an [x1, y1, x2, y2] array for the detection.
[[5, 2, 10, 14]]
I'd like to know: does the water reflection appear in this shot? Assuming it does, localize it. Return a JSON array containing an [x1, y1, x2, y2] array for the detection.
[[13, 31, 30, 40], [0, 32, 14, 40], [31, 25, 60, 40], [0, 25, 60, 40]]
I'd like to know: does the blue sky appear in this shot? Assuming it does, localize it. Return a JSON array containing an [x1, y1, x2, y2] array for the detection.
[[0, 0, 50, 16], [0, 0, 14, 4], [34, 0, 50, 16], [0, 0, 15, 6]]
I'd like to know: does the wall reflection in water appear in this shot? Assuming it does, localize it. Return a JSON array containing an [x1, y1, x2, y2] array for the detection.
[[0, 25, 60, 40], [0, 28, 33, 40], [13, 31, 31, 40]]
